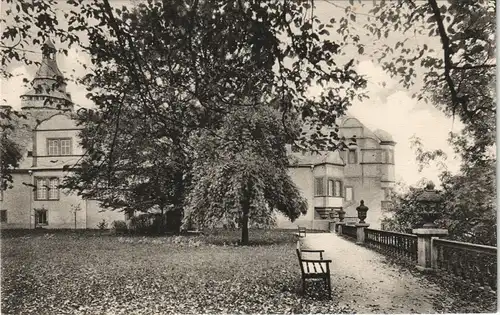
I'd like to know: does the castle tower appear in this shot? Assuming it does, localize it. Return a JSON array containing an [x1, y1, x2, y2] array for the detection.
[[373, 129, 396, 210], [20, 39, 73, 112]]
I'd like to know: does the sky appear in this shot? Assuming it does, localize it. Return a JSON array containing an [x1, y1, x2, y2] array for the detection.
[[0, 0, 463, 187]]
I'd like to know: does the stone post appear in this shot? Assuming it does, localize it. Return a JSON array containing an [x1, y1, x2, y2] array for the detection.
[[412, 228, 448, 271], [413, 182, 448, 272], [329, 221, 336, 233], [431, 237, 442, 269], [355, 222, 370, 244], [337, 222, 345, 235], [354, 200, 369, 244], [336, 208, 346, 235]]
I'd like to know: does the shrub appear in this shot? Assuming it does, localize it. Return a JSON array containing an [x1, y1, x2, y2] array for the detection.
[[129, 213, 167, 235], [112, 220, 128, 235], [97, 219, 108, 230]]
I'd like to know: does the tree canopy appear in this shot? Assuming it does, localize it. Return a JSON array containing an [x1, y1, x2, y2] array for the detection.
[[382, 137, 496, 246], [185, 104, 307, 244]]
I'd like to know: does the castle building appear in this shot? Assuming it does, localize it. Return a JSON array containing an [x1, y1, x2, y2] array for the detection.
[[1, 41, 395, 230], [0, 40, 124, 229], [276, 117, 396, 230]]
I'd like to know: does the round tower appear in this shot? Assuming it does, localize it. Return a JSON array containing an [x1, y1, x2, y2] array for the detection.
[[20, 39, 73, 112]]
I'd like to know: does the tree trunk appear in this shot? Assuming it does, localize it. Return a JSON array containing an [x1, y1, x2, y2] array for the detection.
[[167, 170, 184, 234], [166, 210, 182, 233], [240, 180, 252, 245], [241, 210, 249, 245]]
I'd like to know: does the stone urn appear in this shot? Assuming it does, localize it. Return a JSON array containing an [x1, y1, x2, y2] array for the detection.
[[356, 200, 368, 224], [416, 182, 443, 228], [337, 208, 346, 222]]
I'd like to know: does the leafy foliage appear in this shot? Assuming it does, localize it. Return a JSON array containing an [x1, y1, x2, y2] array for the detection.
[[128, 213, 169, 235], [185, 105, 307, 244], [0, 108, 30, 190], [111, 220, 128, 235], [382, 139, 496, 246], [44, 0, 363, 236], [96, 219, 108, 230], [329, 0, 495, 161]]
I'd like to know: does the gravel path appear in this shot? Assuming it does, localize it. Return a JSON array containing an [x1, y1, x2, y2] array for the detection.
[[302, 233, 450, 314]]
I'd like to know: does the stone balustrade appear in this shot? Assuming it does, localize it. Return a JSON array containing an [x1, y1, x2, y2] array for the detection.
[[433, 238, 497, 291], [334, 197, 497, 291], [365, 228, 418, 262], [342, 224, 357, 238]]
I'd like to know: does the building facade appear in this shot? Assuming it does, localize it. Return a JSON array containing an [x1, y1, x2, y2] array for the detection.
[[276, 117, 396, 230], [1, 41, 395, 230], [0, 40, 124, 229]]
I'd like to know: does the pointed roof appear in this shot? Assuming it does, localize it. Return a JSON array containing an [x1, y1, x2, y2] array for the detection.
[[20, 38, 73, 108], [34, 39, 64, 80]]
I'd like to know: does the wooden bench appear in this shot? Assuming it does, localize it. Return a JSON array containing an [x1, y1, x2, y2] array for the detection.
[[297, 226, 307, 237], [296, 241, 332, 298]]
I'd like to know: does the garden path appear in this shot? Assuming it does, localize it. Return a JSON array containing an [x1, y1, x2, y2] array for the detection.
[[302, 233, 452, 314]]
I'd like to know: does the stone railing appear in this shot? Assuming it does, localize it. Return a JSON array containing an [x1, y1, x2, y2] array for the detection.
[[343, 216, 358, 224], [433, 238, 497, 291], [342, 224, 357, 238], [337, 223, 497, 292], [365, 228, 418, 262], [335, 197, 497, 292]]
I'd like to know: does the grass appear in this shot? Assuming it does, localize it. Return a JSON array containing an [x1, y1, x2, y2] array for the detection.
[[1, 229, 351, 314]]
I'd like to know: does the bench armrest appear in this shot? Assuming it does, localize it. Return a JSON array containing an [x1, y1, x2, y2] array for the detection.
[[301, 249, 324, 253], [301, 259, 332, 263]]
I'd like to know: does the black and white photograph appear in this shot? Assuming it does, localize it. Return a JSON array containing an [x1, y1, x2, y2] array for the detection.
[[0, 0, 496, 313]]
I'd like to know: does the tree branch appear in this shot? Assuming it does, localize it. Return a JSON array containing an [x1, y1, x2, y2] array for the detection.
[[427, 0, 464, 116], [452, 64, 496, 70]]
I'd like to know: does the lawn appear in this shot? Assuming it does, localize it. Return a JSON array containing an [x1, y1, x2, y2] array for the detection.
[[1, 229, 350, 314]]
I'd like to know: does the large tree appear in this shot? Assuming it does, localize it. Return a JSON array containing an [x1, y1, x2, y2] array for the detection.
[[63, 103, 194, 233], [382, 161, 496, 246], [48, 0, 365, 231], [184, 104, 307, 244]]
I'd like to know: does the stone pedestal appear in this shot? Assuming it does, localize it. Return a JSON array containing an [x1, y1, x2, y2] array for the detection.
[[337, 222, 346, 235], [329, 221, 336, 233], [412, 228, 448, 272], [355, 223, 370, 244]]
